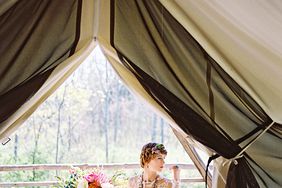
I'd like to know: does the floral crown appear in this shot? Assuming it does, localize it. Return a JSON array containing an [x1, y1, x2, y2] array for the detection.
[[151, 144, 166, 155]]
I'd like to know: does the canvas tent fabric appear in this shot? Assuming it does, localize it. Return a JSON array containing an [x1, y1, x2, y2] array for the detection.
[[0, 0, 281, 188], [0, 0, 97, 141]]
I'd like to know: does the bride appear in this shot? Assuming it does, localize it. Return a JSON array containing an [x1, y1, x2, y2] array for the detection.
[[128, 143, 180, 188]]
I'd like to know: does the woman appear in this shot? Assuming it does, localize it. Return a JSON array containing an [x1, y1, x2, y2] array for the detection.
[[128, 143, 180, 188]]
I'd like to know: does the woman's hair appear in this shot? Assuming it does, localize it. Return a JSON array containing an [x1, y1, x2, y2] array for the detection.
[[140, 142, 167, 168]]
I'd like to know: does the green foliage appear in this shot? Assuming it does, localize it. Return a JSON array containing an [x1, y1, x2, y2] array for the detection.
[[111, 170, 129, 186], [1, 151, 49, 182], [55, 167, 83, 188]]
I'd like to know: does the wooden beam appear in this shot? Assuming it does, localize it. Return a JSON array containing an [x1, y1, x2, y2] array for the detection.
[[0, 163, 197, 171], [0, 178, 204, 187], [0, 181, 58, 187]]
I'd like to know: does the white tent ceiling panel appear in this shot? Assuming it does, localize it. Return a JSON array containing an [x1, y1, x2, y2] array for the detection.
[[161, 0, 282, 123]]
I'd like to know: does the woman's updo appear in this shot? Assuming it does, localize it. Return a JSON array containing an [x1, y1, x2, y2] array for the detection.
[[140, 143, 167, 168]]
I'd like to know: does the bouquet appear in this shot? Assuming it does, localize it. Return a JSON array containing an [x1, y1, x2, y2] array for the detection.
[[56, 167, 128, 188]]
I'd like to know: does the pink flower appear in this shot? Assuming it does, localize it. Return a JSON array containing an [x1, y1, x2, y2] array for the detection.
[[84, 171, 109, 187], [85, 173, 99, 183]]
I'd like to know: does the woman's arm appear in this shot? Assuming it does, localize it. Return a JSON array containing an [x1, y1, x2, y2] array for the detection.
[[171, 165, 180, 188]]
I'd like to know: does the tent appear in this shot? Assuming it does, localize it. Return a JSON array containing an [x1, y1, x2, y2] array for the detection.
[[1, 0, 281, 187]]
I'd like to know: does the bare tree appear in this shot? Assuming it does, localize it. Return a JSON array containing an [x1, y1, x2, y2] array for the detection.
[[103, 91, 110, 163], [67, 115, 71, 151], [113, 83, 121, 142], [31, 116, 43, 181], [13, 134, 18, 162], [55, 84, 67, 164], [160, 118, 164, 143], [151, 114, 157, 142]]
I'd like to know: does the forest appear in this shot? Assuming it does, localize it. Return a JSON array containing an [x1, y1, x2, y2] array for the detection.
[[0, 47, 204, 188]]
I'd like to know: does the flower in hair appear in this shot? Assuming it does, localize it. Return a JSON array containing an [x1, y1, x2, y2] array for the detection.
[[152, 144, 165, 154]]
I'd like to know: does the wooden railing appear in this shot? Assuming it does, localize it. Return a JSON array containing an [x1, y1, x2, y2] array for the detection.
[[0, 163, 205, 187]]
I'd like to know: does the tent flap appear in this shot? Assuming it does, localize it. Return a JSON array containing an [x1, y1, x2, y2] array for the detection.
[[0, 0, 281, 187], [109, 0, 282, 187]]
